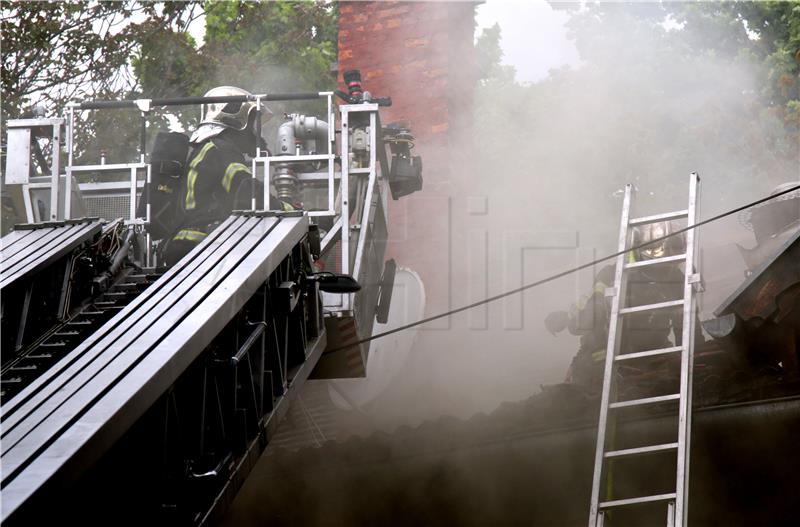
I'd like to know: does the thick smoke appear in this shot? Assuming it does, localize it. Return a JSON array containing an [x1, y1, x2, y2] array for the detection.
[[224, 3, 798, 524], [221, 5, 800, 526], [338, 2, 799, 430]]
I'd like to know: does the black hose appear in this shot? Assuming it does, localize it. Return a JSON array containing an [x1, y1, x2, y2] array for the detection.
[[327, 183, 800, 353], [77, 92, 324, 110], [108, 229, 135, 277]]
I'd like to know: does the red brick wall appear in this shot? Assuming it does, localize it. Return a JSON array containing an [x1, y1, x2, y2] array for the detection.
[[338, 1, 476, 312]]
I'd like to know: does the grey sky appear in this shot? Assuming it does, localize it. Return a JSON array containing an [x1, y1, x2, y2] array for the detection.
[[475, 0, 582, 83]]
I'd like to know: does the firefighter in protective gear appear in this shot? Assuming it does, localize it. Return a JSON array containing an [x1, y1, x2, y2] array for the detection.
[[626, 221, 685, 353], [164, 86, 292, 265], [545, 265, 615, 391], [546, 222, 688, 392]]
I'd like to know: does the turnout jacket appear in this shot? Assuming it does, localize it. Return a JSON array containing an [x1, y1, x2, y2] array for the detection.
[[178, 135, 252, 234]]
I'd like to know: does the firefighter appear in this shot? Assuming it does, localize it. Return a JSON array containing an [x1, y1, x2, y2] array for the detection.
[[545, 221, 687, 391], [625, 221, 685, 353], [164, 86, 291, 265], [545, 264, 615, 391]]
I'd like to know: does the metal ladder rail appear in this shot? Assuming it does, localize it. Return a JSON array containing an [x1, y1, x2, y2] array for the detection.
[[588, 173, 700, 527], [676, 173, 701, 526]]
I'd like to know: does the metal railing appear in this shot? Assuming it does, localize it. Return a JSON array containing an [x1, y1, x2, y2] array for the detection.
[[7, 92, 391, 315]]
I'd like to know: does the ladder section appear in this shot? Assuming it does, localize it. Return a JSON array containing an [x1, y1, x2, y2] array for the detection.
[[0, 268, 162, 401], [588, 173, 700, 527], [0, 212, 323, 525]]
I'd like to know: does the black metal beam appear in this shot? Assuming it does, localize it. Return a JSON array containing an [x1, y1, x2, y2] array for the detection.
[[0, 220, 102, 290], [0, 212, 310, 523]]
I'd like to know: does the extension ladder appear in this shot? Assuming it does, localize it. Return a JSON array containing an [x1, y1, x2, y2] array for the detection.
[[588, 173, 701, 527]]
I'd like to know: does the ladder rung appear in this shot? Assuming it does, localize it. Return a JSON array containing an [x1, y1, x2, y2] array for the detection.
[[9, 365, 38, 372], [629, 210, 688, 226], [610, 393, 681, 409], [605, 442, 678, 458], [625, 253, 686, 269], [114, 283, 140, 291], [600, 492, 677, 509], [23, 353, 54, 360], [619, 299, 684, 315], [616, 346, 683, 361]]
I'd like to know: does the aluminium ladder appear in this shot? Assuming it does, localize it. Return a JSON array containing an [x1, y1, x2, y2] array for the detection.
[[588, 173, 701, 527]]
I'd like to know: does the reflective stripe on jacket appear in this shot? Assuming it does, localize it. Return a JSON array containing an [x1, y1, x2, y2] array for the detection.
[[173, 229, 208, 243], [185, 142, 216, 210], [222, 162, 250, 192]]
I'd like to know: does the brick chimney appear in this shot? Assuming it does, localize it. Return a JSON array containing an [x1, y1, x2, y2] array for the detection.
[[338, 1, 476, 313]]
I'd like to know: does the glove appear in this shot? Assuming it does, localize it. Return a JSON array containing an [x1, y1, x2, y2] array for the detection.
[[545, 311, 570, 336]]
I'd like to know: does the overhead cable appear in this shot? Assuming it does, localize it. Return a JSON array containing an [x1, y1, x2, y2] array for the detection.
[[328, 183, 800, 353]]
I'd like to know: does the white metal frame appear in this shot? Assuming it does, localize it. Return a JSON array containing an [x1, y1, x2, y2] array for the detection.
[[5, 118, 64, 222], [252, 92, 337, 217], [328, 103, 384, 312], [63, 105, 150, 225], [12, 94, 389, 309], [253, 100, 386, 314]]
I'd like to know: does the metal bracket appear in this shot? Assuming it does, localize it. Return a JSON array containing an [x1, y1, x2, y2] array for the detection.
[[278, 281, 300, 313], [688, 273, 704, 292]]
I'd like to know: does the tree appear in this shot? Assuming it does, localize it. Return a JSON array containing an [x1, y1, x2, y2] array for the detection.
[[1, 1, 338, 165], [200, 0, 338, 118], [1, 1, 203, 167], [1, 1, 339, 232], [673, 2, 800, 146], [472, 2, 799, 256], [554, 1, 800, 152], [133, 1, 339, 156], [475, 23, 516, 86], [1, 2, 201, 119]]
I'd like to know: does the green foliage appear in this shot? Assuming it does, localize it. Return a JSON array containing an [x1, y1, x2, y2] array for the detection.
[[1, 1, 338, 165], [133, 25, 204, 100], [475, 23, 516, 86], [554, 1, 800, 144], [474, 2, 799, 242], [203, 0, 338, 89], [1, 1, 201, 165], [670, 1, 800, 136], [1, 1, 198, 118], [200, 1, 338, 116]]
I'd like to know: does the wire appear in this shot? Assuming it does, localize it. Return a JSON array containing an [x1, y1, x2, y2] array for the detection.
[[327, 183, 800, 354]]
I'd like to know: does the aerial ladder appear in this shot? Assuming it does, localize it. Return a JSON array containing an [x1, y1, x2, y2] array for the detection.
[[0, 78, 422, 525], [588, 174, 701, 527]]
